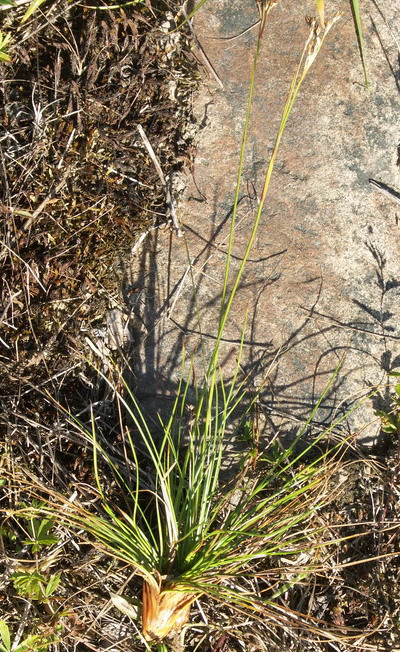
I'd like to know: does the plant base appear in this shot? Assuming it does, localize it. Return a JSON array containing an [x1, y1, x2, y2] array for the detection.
[[142, 581, 198, 642]]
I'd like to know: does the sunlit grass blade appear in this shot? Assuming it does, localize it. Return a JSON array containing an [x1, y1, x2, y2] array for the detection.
[[6, 359, 365, 644], [175, 0, 210, 30], [20, 0, 47, 23], [208, 15, 341, 387], [315, 0, 325, 28], [0, 31, 11, 62], [350, 0, 369, 89]]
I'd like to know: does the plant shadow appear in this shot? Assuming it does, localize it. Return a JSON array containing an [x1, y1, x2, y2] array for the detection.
[[112, 197, 400, 453]]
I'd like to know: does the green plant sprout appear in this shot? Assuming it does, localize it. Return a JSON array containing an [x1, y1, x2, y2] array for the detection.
[[0, 499, 58, 552], [375, 374, 400, 436], [20, 511, 58, 554], [0, 524, 17, 543], [10, 570, 60, 602], [0, 620, 58, 652], [0, 31, 11, 62]]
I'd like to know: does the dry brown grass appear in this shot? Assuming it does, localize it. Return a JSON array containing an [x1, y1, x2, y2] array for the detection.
[[0, 0, 198, 442]]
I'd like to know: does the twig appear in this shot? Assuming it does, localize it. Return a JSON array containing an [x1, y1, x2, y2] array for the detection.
[[166, 172, 184, 237], [181, 1, 224, 89], [57, 127, 76, 169], [22, 179, 66, 230], [300, 305, 400, 341], [106, 165, 153, 188], [131, 227, 158, 256], [204, 19, 261, 41], [1, 240, 46, 293], [137, 124, 166, 185], [137, 124, 184, 236], [167, 258, 196, 318]]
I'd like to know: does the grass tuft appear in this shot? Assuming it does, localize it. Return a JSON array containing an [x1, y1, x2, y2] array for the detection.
[[1, 9, 356, 646]]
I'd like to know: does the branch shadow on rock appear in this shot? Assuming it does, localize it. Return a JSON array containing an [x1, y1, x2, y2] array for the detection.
[[118, 217, 400, 454]]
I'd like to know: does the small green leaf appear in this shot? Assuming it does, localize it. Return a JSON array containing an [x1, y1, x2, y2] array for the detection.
[[0, 621, 11, 652], [0, 526, 16, 542], [44, 573, 60, 597], [22, 537, 58, 553], [11, 571, 45, 600], [23, 517, 58, 551], [14, 636, 46, 652], [381, 423, 398, 434]]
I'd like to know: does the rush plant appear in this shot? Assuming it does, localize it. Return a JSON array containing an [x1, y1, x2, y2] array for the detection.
[[6, 4, 348, 647]]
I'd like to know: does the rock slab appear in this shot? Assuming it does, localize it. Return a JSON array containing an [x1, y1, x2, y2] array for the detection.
[[129, 0, 400, 446]]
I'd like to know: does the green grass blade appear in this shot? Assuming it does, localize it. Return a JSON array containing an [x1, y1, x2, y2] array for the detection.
[[350, 0, 370, 89], [0, 622, 11, 652], [175, 0, 210, 30], [0, 31, 11, 62], [20, 0, 47, 23]]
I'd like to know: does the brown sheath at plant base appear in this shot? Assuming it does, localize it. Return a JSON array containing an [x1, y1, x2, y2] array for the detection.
[[142, 580, 200, 641]]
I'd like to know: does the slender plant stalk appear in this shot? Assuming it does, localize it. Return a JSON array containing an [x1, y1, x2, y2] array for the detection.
[[207, 14, 340, 384]]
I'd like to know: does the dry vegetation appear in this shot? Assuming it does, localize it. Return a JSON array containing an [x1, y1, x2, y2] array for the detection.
[[0, 1, 399, 651], [0, 0, 197, 429], [0, 1, 200, 647]]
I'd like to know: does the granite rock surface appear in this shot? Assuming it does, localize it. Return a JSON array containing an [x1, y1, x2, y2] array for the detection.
[[128, 0, 400, 446]]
